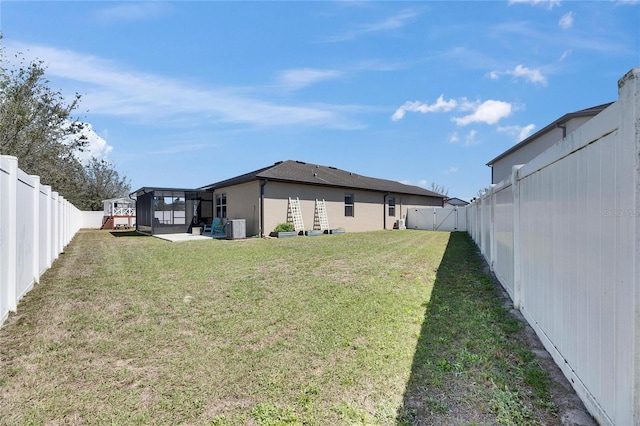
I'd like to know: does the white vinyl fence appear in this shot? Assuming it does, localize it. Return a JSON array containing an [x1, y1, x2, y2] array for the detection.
[[466, 68, 640, 426], [406, 207, 467, 232], [0, 155, 86, 326]]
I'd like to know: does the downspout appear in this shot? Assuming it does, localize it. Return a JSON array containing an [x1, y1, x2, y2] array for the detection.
[[260, 179, 268, 238], [383, 192, 389, 230], [557, 123, 567, 139]]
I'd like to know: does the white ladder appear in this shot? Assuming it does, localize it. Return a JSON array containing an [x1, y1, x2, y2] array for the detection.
[[314, 199, 329, 231], [287, 197, 305, 232]]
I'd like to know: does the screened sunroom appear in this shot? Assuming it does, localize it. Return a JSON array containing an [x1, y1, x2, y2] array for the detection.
[[130, 187, 213, 235]]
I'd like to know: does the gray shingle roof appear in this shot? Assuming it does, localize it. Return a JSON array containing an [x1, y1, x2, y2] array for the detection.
[[200, 160, 444, 198]]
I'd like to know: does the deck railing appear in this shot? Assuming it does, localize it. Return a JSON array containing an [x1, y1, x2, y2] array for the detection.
[[113, 207, 135, 216]]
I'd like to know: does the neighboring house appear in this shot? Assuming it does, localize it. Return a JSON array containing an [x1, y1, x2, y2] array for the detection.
[[101, 197, 136, 229], [487, 103, 613, 184], [131, 160, 445, 237], [444, 197, 469, 207]]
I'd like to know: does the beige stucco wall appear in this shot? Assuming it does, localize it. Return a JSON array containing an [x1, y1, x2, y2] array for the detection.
[[262, 181, 442, 234], [211, 180, 443, 236], [213, 181, 260, 237]]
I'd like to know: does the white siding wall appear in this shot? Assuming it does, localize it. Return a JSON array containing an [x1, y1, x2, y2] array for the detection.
[[465, 68, 640, 425], [0, 155, 84, 327], [491, 116, 593, 184]]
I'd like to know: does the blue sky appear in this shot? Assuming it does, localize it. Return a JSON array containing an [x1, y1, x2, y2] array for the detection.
[[2, 1, 638, 201]]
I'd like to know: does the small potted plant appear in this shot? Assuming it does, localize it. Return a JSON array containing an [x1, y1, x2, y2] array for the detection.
[[272, 222, 298, 238]]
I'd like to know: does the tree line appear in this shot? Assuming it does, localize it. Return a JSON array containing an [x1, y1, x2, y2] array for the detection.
[[0, 42, 130, 211]]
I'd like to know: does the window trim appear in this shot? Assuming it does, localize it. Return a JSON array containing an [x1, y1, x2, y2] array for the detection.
[[215, 192, 227, 218], [388, 197, 396, 217], [344, 193, 354, 217]]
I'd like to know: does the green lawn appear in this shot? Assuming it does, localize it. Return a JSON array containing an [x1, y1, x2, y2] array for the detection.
[[0, 230, 557, 425]]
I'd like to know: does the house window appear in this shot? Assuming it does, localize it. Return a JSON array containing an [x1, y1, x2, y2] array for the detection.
[[388, 197, 396, 217], [344, 193, 354, 217], [216, 193, 227, 218]]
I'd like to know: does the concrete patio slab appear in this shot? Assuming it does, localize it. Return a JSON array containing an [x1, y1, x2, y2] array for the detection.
[[153, 233, 215, 242]]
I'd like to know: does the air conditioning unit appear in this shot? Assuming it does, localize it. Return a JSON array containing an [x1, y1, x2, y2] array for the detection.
[[226, 219, 246, 240], [395, 219, 406, 230]]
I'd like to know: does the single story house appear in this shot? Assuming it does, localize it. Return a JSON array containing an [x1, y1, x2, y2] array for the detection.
[[131, 160, 445, 237], [487, 102, 613, 184]]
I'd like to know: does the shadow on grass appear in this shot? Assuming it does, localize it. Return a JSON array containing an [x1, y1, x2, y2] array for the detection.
[[396, 232, 553, 425], [109, 230, 148, 238]]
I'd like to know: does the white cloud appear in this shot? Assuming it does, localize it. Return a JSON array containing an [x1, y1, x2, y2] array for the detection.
[[489, 64, 547, 85], [391, 95, 457, 121], [559, 12, 574, 29], [510, 65, 547, 84], [458, 98, 480, 112], [362, 9, 417, 32], [464, 130, 479, 146], [453, 100, 513, 126], [418, 179, 428, 186], [5, 41, 362, 130], [498, 124, 537, 141], [559, 49, 572, 61], [508, 0, 561, 9], [325, 9, 417, 42], [449, 131, 459, 144], [278, 68, 342, 91], [393, 95, 513, 128], [445, 167, 459, 174], [68, 122, 113, 164], [95, 2, 171, 23]]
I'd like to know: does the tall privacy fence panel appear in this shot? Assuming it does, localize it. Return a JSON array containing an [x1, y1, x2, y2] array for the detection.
[[466, 68, 640, 426], [0, 155, 83, 326]]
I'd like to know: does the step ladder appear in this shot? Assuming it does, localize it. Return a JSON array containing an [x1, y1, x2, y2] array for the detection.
[[287, 197, 305, 233], [314, 199, 329, 231]]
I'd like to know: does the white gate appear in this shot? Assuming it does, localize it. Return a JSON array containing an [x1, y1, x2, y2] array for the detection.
[[406, 207, 467, 232]]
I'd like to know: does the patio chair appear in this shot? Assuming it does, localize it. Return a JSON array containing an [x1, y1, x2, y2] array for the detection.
[[204, 217, 225, 237]]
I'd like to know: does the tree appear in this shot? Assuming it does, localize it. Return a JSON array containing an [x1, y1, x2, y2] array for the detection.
[[0, 42, 130, 210], [0, 47, 87, 200], [80, 158, 131, 211], [430, 182, 449, 197]]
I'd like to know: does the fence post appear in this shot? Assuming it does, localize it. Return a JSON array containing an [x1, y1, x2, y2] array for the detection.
[[42, 185, 52, 270], [52, 192, 59, 261], [475, 197, 480, 243], [31, 175, 40, 285], [512, 165, 524, 309], [489, 184, 496, 272], [1, 156, 19, 312], [619, 68, 640, 426], [432, 208, 436, 231], [479, 190, 485, 255]]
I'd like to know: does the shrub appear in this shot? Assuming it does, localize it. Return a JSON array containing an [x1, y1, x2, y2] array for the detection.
[[274, 222, 295, 232]]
